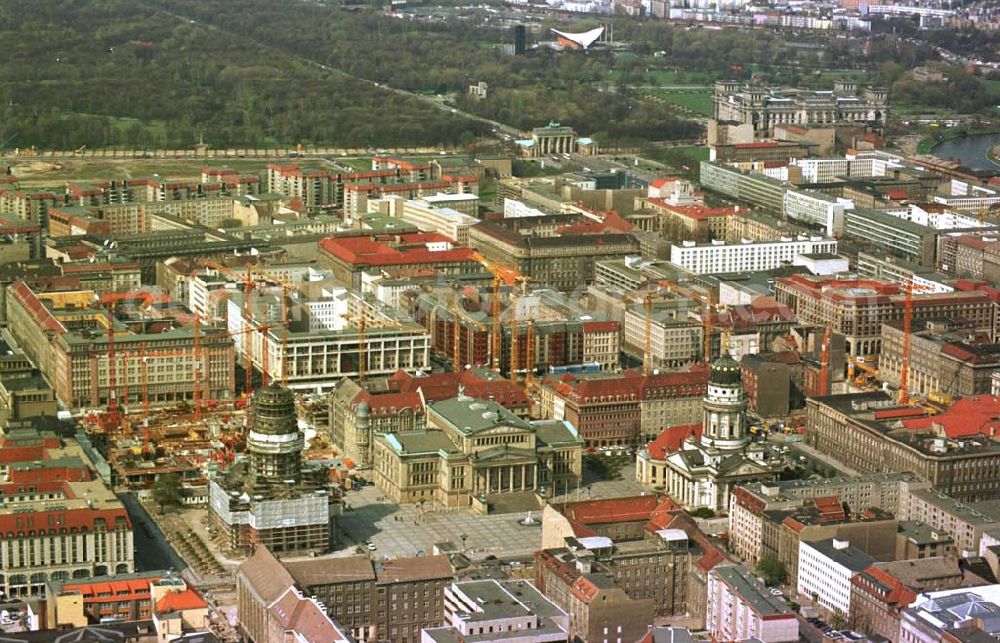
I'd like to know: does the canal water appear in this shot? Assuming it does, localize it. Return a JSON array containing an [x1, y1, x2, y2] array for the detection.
[[931, 132, 1000, 171]]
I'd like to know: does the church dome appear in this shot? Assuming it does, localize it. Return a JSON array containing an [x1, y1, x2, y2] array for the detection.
[[709, 353, 742, 386]]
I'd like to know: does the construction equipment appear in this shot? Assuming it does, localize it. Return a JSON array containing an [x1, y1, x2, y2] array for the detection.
[[471, 252, 524, 373], [899, 281, 933, 406], [643, 294, 653, 376], [96, 292, 169, 433], [451, 303, 462, 371], [525, 320, 536, 392], [817, 324, 832, 397]]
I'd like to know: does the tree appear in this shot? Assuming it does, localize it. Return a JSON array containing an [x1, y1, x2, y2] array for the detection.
[[829, 609, 847, 630], [756, 554, 788, 587], [152, 473, 184, 509]]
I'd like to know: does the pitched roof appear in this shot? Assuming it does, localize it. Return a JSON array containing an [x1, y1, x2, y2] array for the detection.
[[156, 588, 208, 613], [284, 555, 375, 587], [900, 396, 1000, 439], [645, 424, 702, 459], [239, 546, 297, 604]]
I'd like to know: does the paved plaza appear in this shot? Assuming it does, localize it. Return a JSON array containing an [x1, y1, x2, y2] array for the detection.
[[333, 462, 647, 561]]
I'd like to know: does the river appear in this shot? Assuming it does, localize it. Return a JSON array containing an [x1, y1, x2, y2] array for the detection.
[[931, 132, 1000, 170]]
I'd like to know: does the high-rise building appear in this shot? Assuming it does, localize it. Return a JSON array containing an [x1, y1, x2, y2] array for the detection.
[[514, 25, 527, 55]]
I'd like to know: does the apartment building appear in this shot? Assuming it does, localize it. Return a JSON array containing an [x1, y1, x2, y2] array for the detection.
[[536, 495, 728, 635], [0, 428, 135, 598], [902, 487, 1000, 554], [670, 235, 837, 275], [236, 547, 355, 643], [843, 209, 939, 267], [699, 162, 788, 214], [728, 473, 931, 569], [706, 564, 798, 643]]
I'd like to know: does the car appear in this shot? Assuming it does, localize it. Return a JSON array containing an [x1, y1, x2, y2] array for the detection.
[[770, 589, 784, 597], [367, 542, 377, 551]]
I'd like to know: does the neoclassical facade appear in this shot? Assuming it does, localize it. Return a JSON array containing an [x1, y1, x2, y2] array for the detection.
[[372, 392, 583, 507], [637, 355, 781, 512], [713, 80, 888, 136]]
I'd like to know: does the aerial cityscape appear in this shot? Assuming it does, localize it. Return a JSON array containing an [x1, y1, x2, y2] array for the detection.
[[4, 0, 1000, 642]]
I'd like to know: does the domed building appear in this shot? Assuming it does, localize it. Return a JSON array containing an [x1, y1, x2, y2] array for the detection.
[[637, 355, 781, 512], [209, 384, 337, 556]]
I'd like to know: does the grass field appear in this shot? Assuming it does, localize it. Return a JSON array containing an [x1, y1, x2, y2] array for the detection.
[[8, 157, 283, 187], [658, 91, 714, 116], [670, 145, 711, 162]]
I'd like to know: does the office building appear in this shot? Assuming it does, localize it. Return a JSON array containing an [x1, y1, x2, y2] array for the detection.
[[798, 538, 875, 616], [670, 235, 837, 275], [807, 392, 1000, 502], [774, 275, 993, 357], [6, 282, 234, 411]]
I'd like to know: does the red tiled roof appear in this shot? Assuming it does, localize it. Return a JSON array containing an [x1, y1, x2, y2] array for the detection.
[[0, 507, 130, 534], [352, 391, 423, 416], [156, 588, 208, 613], [582, 320, 619, 333], [564, 495, 662, 526], [852, 565, 917, 608], [319, 236, 476, 267], [900, 395, 1000, 439], [0, 445, 46, 464], [645, 424, 702, 459], [10, 282, 66, 336], [647, 200, 740, 220], [649, 177, 683, 189]]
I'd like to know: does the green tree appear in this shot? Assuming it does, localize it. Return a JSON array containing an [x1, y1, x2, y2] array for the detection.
[[153, 473, 184, 509], [829, 610, 847, 630], [756, 554, 788, 587]]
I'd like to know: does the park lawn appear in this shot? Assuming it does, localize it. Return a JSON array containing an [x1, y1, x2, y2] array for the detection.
[[670, 145, 710, 162], [659, 90, 714, 116]]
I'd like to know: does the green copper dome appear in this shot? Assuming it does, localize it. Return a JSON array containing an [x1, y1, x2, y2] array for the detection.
[[709, 353, 742, 386]]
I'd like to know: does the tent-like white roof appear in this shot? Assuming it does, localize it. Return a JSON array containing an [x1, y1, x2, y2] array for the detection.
[[550, 26, 605, 49]]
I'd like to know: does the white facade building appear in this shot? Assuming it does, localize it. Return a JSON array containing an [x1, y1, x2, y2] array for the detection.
[[382, 196, 480, 245], [504, 198, 550, 219], [797, 538, 874, 616], [706, 564, 798, 643], [783, 189, 853, 236], [670, 235, 837, 275]]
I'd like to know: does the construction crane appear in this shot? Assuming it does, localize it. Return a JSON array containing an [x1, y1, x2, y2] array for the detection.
[[899, 281, 935, 406], [96, 292, 169, 433], [451, 304, 462, 372], [643, 294, 654, 376], [471, 252, 523, 373], [818, 324, 832, 397], [525, 320, 537, 395]]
